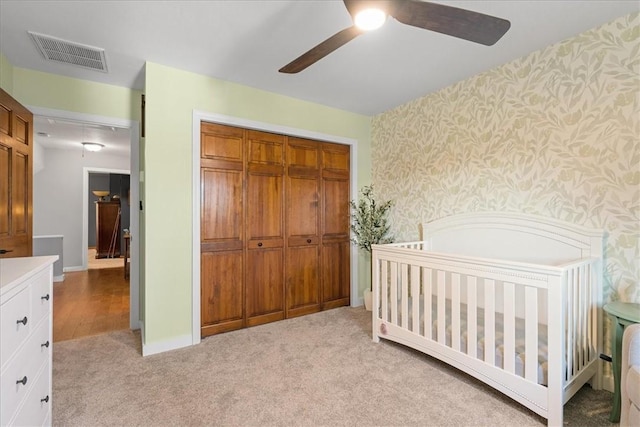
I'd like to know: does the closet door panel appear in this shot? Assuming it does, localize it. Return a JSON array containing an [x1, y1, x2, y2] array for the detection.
[[321, 240, 351, 308], [246, 174, 283, 240], [321, 142, 350, 307], [287, 246, 320, 316], [246, 248, 284, 326], [287, 176, 318, 239], [201, 168, 243, 244], [200, 122, 246, 337], [201, 251, 244, 336]]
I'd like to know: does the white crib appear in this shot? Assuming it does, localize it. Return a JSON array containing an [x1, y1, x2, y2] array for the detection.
[[371, 212, 604, 426]]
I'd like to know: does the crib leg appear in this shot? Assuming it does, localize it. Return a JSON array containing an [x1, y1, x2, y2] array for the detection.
[[547, 406, 563, 427]]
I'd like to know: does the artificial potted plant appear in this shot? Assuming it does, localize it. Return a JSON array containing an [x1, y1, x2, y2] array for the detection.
[[349, 185, 393, 311]]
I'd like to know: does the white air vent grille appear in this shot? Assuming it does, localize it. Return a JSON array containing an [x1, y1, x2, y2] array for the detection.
[[28, 31, 108, 72]]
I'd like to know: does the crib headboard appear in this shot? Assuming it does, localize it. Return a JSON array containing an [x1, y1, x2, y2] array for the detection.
[[420, 212, 604, 265]]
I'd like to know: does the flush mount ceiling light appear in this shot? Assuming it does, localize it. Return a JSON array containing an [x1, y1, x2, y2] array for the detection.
[[354, 8, 387, 31], [82, 142, 104, 152]]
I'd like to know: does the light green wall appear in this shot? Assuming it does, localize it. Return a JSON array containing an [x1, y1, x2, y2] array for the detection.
[[11, 67, 141, 122], [143, 62, 371, 346], [0, 53, 14, 94]]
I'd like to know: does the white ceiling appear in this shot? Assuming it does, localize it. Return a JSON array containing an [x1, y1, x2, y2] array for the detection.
[[33, 116, 131, 157], [1, 0, 638, 152]]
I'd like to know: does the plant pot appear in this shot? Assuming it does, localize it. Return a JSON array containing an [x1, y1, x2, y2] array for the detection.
[[363, 289, 373, 311]]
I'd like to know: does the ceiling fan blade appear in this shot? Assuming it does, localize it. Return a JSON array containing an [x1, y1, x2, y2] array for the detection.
[[393, 0, 510, 46], [279, 26, 362, 74]]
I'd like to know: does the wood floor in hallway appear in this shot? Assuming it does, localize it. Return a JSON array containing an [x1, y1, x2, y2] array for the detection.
[[53, 267, 130, 342]]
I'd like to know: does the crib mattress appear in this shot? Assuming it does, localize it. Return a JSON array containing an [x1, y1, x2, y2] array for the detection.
[[396, 299, 550, 385]]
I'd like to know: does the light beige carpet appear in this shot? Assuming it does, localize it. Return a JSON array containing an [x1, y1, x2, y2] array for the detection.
[[52, 307, 614, 426]]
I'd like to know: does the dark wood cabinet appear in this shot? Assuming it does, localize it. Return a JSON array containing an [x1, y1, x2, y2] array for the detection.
[[95, 201, 120, 258], [200, 123, 350, 338]]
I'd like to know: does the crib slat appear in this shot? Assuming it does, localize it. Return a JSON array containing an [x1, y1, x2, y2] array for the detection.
[[578, 265, 584, 370], [391, 262, 398, 326], [524, 287, 538, 382], [437, 270, 446, 345], [467, 276, 478, 358], [381, 260, 388, 323], [566, 268, 574, 380], [401, 264, 409, 329], [504, 282, 516, 374], [411, 265, 420, 334], [484, 279, 496, 364], [452, 273, 461, 351], [423, 268, 432, 339]]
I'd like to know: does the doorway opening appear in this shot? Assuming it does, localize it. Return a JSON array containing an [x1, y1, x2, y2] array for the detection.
[[30, 106, 140, 343]]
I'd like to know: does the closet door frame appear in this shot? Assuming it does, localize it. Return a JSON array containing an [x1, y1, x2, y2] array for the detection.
[[191, 110, 359, 345]]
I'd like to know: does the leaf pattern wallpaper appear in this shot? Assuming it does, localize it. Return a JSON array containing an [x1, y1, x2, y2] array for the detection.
[[372, 11, 639, 312]]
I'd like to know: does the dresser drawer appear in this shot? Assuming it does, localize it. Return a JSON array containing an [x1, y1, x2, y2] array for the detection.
[[11, 364, 51, 427], [0, 319, 50, 426], [0, 287, 31, 368], [30, 269, 52, 328]]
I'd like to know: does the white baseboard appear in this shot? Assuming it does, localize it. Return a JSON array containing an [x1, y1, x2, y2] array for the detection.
[[63, 265, 84, 272], [53, 274, 64, 282], [142, 332, 193, 357], [352, 296, 364, 308]]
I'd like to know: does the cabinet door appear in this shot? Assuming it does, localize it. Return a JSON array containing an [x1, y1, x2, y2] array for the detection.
[[321, 143, 351, 308], [245, 130, 285, 326], [286, 138, 321, 317], [200, 123, 245, 337], [96, 202, 121, 258], [0, 89, 33, 258]]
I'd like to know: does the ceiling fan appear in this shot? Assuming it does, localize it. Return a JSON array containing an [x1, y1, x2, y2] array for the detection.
[[279, 0, 511, 74]]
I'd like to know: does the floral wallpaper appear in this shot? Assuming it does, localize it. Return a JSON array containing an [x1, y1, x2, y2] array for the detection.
[[372, 13, 639, 307]]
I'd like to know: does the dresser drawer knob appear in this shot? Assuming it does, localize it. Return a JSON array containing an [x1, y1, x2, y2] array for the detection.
[[41, 294, 50, 301], [258, 242, 263, 247], [16, 376, 27, 386], [41, 341, 50, 348], [307, 239, 312, 243], [16, 316, 28, 326], [41, 395, 50, 403]]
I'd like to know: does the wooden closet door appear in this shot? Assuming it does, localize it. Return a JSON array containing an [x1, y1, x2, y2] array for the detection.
[[286, 138, 321, 317], [321, 142, 351, 309], [0, 89, 33, 258], [200, 123, 245, 337], [245, 130, 285, 327]]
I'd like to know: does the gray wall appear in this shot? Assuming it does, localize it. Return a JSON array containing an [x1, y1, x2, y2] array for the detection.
[[34, 147, 129, 269]]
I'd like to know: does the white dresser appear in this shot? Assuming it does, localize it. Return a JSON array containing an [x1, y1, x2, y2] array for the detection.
[[1, 256, 57, 427]]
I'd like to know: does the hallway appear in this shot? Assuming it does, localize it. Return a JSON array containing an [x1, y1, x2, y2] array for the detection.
[[53, 267, 129, 342]]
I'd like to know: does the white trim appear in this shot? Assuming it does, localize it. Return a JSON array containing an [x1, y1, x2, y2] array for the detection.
[[53, 274, 64, 282], [28, 106, 141, 332], [192, 110, 360, 346], [63, 265, 84, 272], [142, 333, 193, 357]]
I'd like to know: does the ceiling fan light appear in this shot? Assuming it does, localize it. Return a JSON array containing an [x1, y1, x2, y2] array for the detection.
[[354, 8, 387, 31], [82, 142, 104, 152]]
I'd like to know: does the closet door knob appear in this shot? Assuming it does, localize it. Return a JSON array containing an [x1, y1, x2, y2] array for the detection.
[[41, 341, 50, 348], [41, 294, 50, 301], [16, 316, 28, 326], [16, 376, 27, 386], [257, 242, 263, 247], [41, 395, 50, 403]]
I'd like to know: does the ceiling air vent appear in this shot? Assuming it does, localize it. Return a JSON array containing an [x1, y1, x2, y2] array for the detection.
[[28, 31, 108, 73]]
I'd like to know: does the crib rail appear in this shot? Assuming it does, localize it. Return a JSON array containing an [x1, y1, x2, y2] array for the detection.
[[371, 243, 601, 422]]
